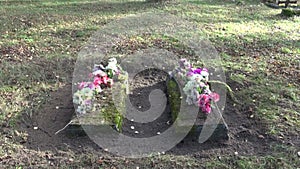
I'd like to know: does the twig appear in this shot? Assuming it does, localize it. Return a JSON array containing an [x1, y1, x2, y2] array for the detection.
[[55, 120, 73, 135]]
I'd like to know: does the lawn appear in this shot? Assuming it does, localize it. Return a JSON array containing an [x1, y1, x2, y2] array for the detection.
[[0, 0, 299, 168]]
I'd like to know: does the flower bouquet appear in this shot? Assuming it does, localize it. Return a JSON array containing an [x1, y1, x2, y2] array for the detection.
[[169, 58, 220, 115], [72, 58, 128, 132]]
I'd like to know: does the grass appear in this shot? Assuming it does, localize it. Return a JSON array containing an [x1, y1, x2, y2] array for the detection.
[[0, 0, 299, 168]]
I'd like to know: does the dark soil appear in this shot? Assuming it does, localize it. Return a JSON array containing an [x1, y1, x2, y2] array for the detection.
[[18, 68, 283, 163], [122, 69, 172, 138]]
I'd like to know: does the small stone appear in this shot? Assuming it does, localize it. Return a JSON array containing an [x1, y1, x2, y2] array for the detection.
[[134, 131, 139, 134], [161, 151, 165, 155], [157, 132, 161, 135], [138, 106, 142, 109], [250, 114, 254, 118], [14, 130, 20, 136], [130, 119, 134, 122], [234, 151, 238, 155], [179, 96, 183, 99], [130, 126, 135, 130], [297, 151, 300, 157], [55, 106, 59, 109], [69, 158, 74, 162], [33, 127, 38, 130], [166, 121, 170, 125], [104, 148, 108, 152], [136, 167, 140, 169], [258, 135, 264, 139]]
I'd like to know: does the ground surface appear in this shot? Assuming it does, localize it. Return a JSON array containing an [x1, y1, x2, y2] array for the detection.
[[0, 0, 299, 168]]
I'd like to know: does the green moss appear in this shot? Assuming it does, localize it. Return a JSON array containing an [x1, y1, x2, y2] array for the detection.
[[167, 79, 181, 122], [101, 104, 123, 132]]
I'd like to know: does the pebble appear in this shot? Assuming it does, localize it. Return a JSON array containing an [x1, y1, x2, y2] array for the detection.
[[134, 131, 139, 134], [33, 127, 38, 130], [138, 106, 142, 109], [234, 151, 238, 155], [130, 119, 134, 122], [166, 121, 170, 125], [157, 132, 161, 135], [130, 126, 135, 130], [69, 158, 74, 162], [297, 152, 300, 157], [55, 106, 59, 109], [258, 135, 264, 139]]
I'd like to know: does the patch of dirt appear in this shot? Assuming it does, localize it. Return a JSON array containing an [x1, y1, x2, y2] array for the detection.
[[0, 44, 36, 63], [20, 84, 101, 152], [122, 69, 172, 138], [15, 68, 288, 167]]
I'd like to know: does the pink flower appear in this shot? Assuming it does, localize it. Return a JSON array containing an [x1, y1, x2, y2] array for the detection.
[[198, 93, 215, 114], [204, 103, 211, 114], [93, 75, 113, 87], [93, 77, 102, 86], [78, 82, 87, 89], [210, 92, 220, 102]]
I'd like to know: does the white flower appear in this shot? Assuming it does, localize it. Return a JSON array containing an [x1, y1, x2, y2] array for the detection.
[[73, 91, 83, 104], [106, 58, 118, 73], [201, 70, 209, 82]]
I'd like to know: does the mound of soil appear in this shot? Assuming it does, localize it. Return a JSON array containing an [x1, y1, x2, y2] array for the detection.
[[20, 68, 279, 160]]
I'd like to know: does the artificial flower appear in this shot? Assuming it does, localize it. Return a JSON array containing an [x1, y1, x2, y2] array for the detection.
[[73, 57, 124, 115], [176, 58, 220, 114]]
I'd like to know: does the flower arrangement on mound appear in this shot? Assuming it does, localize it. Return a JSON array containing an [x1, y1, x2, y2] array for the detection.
[[170, 58, 220, 114], [72, 58, 127, 131], [73, 58, 123, 114]]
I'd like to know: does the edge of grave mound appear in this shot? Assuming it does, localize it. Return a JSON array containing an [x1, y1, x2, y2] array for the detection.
[[167, 78, 229, 142], [66, 77, 229, 143]]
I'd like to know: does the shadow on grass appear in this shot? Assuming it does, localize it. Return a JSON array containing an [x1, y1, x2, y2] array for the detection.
[[0, 0, 161, 15]]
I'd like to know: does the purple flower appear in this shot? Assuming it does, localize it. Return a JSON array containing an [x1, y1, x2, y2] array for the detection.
[[84, 99, 92, 105], [187, 68, 208, 76]]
